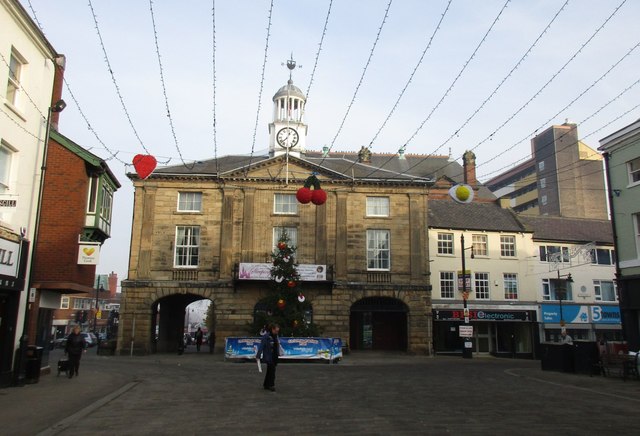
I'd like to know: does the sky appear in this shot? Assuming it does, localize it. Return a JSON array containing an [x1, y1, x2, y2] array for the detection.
[[20, 0, 640, 289]]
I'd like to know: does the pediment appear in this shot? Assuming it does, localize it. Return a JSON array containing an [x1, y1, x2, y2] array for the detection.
[[223, 155, 348, 184]]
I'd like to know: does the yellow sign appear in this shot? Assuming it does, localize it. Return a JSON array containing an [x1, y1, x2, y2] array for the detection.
[[96, 310, 102, 319]]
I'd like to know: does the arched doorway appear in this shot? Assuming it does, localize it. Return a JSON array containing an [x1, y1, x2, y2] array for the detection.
[[152, 294, 213, 353], [350, 297, 408, 351]]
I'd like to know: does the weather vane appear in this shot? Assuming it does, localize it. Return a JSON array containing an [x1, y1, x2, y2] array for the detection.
[[282, 53, 302, 80]]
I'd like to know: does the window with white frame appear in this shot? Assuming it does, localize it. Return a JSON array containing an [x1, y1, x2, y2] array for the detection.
[[60, 296, 70, 309], [538, 161, 545, 172], [273, 227, 297, 251], [440, 272, 455, 299], [99, 184, 113, 234], [367, 229, 390, 270], [539, 178, 546, 189], [366, 197, 390, 217], [503, 273, 518, 299], [474, 273, 490, 299], [628, 157, 640, 185], [274, 193, 297, 215], [73, 298, 92, 310], [0, 142, 14, 192], [590, 248, 615, 265], [87, 176, 98, 213], [634, 213, 640, 259], [594, 280, 617, 302], [539, 245, 570, 263], [541, 195, 548, 206], [6, 50, 24, 107], [500, 235, 516, 257], [437, 233, 454, 255], [174, 226, 200, 267], [178, 192, 203, 212], [542, 278, 573, 301], [472, 234, 487, 256]]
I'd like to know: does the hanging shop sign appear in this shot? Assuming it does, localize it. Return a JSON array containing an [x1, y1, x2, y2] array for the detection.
[[77, 242, 101, 265], [0, 237, 19, 278], [238, 263, 327, 281], [434, 309, 532, 322]]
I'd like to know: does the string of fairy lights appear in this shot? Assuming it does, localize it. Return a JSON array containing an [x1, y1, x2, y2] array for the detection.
[[8, 0, 637, 186]]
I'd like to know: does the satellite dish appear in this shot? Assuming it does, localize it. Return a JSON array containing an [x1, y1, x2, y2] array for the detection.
[[448, 184, 474, 204]]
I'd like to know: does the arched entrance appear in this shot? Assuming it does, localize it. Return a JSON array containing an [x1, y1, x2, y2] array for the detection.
[[350, 297, 408, 351], [152, 294, 213, 354]]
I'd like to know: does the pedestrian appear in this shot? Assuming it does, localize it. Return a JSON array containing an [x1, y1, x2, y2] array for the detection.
[[257, 323, 280, 392], [560, 330, 573, 345], [195, 327, 204, 352], [65, 325, 86, 378]]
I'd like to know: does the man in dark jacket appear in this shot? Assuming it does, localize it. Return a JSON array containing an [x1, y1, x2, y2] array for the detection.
[[257, 323, 280, 391], [65, 325, 86, 378]]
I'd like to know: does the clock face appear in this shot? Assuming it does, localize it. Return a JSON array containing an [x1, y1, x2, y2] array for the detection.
[[276, 127, 299, 148]]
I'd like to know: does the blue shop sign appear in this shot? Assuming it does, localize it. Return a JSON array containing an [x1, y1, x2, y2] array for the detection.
[[541, 304, 621, 324], [590, 305, 621, 324]]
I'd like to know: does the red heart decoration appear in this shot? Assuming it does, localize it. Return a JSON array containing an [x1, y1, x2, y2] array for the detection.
[[133, 154, 157, 180]]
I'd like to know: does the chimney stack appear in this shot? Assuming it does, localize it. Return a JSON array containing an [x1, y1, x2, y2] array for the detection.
[[463, 150, 477, 188], [50, 55, 66, 131]]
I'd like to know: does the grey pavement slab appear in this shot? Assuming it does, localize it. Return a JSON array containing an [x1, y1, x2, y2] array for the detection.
[[1, 348, 639, 435]]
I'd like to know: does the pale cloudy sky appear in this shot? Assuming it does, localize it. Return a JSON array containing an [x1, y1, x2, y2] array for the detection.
[[22, 0, 640, 287]]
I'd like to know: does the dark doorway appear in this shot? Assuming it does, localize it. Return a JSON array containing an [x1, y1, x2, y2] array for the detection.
[[350, 297, 408, 351]]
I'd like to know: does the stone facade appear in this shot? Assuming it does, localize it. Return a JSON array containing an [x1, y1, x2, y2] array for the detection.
[[119, 156, 434, 355]]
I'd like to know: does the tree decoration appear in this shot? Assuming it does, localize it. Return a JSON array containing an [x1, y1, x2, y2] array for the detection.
[[296, 174, 326, 206], [248, 230, 321, 337], [132, 154, 157, 180]]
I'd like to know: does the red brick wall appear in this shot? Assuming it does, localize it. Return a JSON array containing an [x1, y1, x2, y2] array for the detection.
[[32, 139, 97, 286]]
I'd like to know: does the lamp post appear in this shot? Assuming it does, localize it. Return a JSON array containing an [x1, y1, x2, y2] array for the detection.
[[460, 234, 473, 359], [93, 285, 104, 337], [555, 271, 573, 332]]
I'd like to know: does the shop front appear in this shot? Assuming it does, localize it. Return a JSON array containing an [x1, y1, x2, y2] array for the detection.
[[540, 303, 622, 343], [433, 308, 537, 358], [0, 236, 29, 387]]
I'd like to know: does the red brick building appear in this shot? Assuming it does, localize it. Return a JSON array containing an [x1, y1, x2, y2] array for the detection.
[[28, 129, 120, 364]]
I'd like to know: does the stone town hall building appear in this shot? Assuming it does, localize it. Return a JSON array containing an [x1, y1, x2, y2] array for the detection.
[[118, 77, 487, 355]]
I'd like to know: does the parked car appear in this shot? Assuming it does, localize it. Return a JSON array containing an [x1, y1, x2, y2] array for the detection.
[[51, 337, 67, 349], [81, 332, 98, 347]]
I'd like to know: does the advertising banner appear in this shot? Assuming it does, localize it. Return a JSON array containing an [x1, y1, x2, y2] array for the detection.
[[541, 304, 589, 324], [434, 309, 532, 322], [225, 337, 343, 360], [238, 263, 327, 281], [590, 305, 621, 324]]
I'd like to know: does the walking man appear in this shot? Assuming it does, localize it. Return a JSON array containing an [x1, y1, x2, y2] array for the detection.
[[257, 323, 280, 391], [65, 325, 86, 378]]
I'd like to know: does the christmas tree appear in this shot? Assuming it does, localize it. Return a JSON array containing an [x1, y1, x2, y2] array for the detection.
[[249, 231, 321, 337]]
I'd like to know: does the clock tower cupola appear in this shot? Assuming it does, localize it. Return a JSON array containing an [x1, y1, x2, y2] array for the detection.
[[269, 56, 307, 157]]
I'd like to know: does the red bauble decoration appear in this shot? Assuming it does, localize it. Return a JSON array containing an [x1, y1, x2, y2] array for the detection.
[[133, 154, 157, 180], [296, 187, 312, 204], [277, 299, 286, 309], [277, 242, 287, 250], [287, 280, 296, 288], [311, 189, 327, 205]]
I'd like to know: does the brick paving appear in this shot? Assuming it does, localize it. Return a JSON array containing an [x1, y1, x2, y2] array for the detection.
[[1, 348, 639, 435]]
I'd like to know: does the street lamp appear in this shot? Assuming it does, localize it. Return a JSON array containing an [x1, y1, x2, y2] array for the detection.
[[555, 271, 573, 330], [460, 234, 473, 359]]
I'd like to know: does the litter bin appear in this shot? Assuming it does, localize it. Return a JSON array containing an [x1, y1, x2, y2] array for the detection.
[[25, 346, 44, 384]]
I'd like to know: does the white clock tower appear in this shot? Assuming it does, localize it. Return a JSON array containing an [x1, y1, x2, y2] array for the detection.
[[269, 57, 307, 158]]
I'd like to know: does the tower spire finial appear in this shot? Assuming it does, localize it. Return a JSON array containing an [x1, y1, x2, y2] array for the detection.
[[283, 53, 301, 81]]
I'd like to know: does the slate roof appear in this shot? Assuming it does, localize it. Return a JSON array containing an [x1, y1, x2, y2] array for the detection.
[[517, 215, 613, 245], [428, 200, 526, 232]]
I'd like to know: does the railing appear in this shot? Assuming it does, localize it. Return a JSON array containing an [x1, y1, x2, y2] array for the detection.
[[367, 272, 391, 283], [173, 269, 199, 281]]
